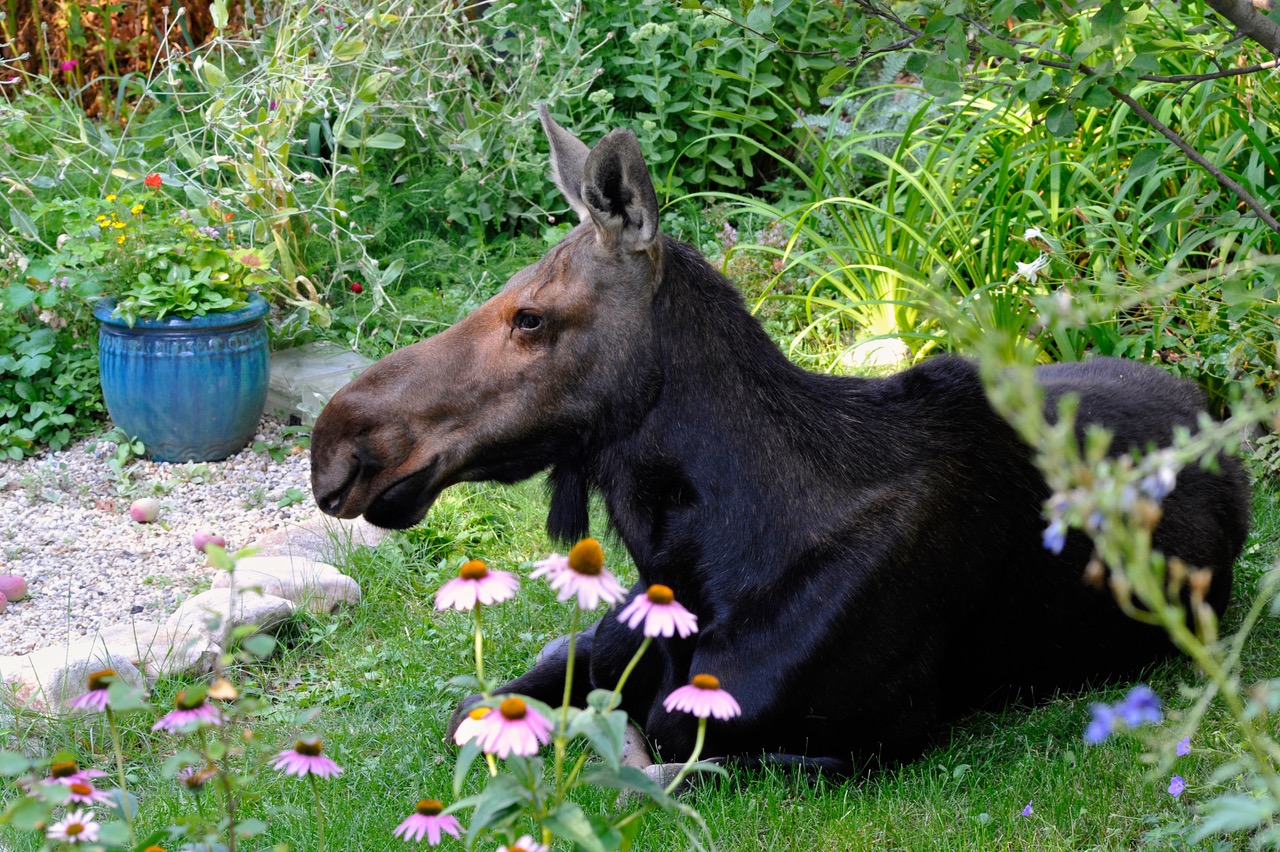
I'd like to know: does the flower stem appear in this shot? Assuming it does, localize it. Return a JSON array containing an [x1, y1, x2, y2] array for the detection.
[[607, 636, 652, 712], [104, 706, 136, 848], [474, 605, 487, 695], [664, 717, 708, 796], [310, 772, 326, 852], [555, 608, 582, 797]]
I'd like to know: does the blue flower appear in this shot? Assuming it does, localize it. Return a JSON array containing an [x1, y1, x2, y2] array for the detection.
[[1177, 736, 1191, 756], [1021, 799, 1033, 817], [1084, 703, 1117, 744], [1115, 685, 1162, 727], [1042, 520, 1067, 555], [1140, 465, 1177, 502], [1168, 775, 1186, 798]]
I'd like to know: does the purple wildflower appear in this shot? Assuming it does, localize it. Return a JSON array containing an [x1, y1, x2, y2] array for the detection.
[[1042, 520, 1067, 555], [1115, 685, 1162, 727], [271, 737, 344, 778], [152, 690, 223, 733], [1021, 799, 1033, 817], [1177, 736, 1191, 756], [1084, 703, 1117, 744], [1168, 775, 1185, 798]]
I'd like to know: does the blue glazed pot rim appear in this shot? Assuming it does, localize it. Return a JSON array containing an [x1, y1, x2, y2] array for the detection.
[[94, 293, 269, 329]]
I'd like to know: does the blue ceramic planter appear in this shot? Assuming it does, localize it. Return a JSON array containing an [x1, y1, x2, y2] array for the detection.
[[95, 296, 270, 462]]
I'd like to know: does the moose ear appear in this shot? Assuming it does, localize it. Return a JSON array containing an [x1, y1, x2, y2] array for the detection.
[[539, 105, 660, 253], [580, 128, 660, 252], [539, 105, 592, 221]]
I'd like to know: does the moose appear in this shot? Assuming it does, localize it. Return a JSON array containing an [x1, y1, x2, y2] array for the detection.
[[311, 107, 1251, 774]]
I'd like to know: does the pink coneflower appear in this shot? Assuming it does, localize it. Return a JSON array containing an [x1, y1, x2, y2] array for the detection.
[[177, 764, 217, 791], [497, 835, 548, 852], [270, 737, 344, 778], [473, 696, 553, 759], [663, 674, 742, 720], [435, 559, 519, 611], [530, 538, 625, 610], [63, 778, 112, 805], [67, 668, 117, 713], [617, 584, 698, 638], [46, 809, 99, 844], [393, 798, 463, 844], [152, 689, 222, 733], [453, 706, 491, 747], [44, 760, 107, 787]]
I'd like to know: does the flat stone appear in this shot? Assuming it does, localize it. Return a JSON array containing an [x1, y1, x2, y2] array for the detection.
[[86, 620, 219, 680], [211, 555, 361, 613], [0, 648, 144, 711], [165, 588, 294, 650], [252, 515, 387, 562]]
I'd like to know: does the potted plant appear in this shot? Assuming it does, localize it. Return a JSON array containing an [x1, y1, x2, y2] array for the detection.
[[49, 172, 284, 462]]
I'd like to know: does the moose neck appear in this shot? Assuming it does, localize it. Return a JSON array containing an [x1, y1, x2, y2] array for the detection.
[[570, 236, 879, 590]]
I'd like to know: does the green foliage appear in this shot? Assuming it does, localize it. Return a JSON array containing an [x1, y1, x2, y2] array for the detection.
[[17, 180, 284, 325]]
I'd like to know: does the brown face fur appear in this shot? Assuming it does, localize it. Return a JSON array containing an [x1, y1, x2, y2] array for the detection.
[[311, 152, 663, 529]]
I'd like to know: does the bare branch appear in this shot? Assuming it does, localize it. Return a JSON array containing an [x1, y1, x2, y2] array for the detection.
[[1100, 79, 1280, 235], [1202, 0, 1280, 57]]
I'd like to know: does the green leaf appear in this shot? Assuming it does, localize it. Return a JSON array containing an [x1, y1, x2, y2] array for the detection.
[[568, 706, 628, 770], [106, 679, 151, 713], [236, 817, 269, 837], [979, 34, 1021, 61], [241, 633, 277, 659], [8, 206, 37, 239], [363, 132, 406, 150], [1189, 793, 1277, 841], [0, 750, 31, 776], [452, 741, 482, 797], [1045, 102, 1077, 136], [583, 765, 674, 807], [544, 801, 609, 852], [356, 71, 393, 102], [745, 0, 773, 33], [331, 39, 367, 62], [211, 0, 228, 29], [97, 821, 133, 846], [2, 795, 48, 830], [919, 56, 962, 102], [2, 284, 36, 312], [1128, 147, 1161, 179]]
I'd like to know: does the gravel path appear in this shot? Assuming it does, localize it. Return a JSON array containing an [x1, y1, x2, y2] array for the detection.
[[0, 419, 316, 656]]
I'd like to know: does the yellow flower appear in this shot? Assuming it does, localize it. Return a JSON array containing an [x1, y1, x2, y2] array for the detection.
[[116, 234, 126, 244], [112, 220, 126, 229], [106, 194, 117, 202], [131, 203, 144, 215], [95, 215, 108, 225]]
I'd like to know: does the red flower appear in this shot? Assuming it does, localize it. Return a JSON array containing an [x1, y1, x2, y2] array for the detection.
[[143, 173, 163, 189], [350, 282, 363, 294]]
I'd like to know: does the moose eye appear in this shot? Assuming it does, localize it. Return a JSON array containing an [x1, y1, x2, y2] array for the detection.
[[513, 311, 544, 332]]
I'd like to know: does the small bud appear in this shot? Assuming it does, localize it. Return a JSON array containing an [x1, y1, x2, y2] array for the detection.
[[0, 574, 27, 601], [193, 530, 226, 552], [129, 497, 161, 523], [1082, 557, 1105, 590], [1188, 569, 1214, 605]]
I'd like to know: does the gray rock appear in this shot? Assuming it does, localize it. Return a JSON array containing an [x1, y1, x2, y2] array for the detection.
[[252, 515, 387, 563], [210, 555, 361, 613], [0, 648, 144, 711], [165, 588, 294, 649]]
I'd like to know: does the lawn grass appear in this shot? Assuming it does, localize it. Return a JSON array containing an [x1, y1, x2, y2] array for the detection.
[[3, 477, 1277, 851]]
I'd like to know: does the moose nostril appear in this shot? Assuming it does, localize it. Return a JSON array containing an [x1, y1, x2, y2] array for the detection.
[[317, 455, 362, 517]]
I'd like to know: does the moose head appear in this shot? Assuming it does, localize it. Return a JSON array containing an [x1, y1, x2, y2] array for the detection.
[[311, 107, 666, 532]]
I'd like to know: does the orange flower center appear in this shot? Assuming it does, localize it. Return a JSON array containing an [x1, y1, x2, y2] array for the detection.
[[69, 782, 92, 795], [295, 738, 324, 756], [468, 707, 490, 721], [50, 760, 79, 778], [415, 799, 444, 816], [459, 560, 489, 581], [499, 697, 528, 720], [646, 584, 674, 605], [87, 669, 116, 691], [67, 823, 84, 837], [692, 674, 720, 691], [568, 538, 604, 576], [144, 846, 167, 852]]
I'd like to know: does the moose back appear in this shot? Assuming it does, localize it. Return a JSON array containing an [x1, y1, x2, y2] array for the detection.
[[311, 108, 1251, 770]]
